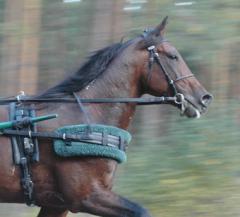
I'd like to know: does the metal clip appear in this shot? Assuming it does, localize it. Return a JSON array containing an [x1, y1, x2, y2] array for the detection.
[[24, 137, 34, 155], [16, 91, 25, 104], [147, 45, 155, 51]]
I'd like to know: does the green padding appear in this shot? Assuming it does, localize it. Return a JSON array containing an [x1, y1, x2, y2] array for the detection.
[[53, 124, 131, 163]]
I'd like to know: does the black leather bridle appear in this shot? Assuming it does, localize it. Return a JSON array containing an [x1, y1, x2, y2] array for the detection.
[[144, 38, 195, 112], [146, 43, 194, 94]]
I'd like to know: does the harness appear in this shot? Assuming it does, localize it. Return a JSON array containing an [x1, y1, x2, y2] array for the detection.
[[0, 33, 195, 206], [8, 102, 39, 205], [3, 101, 131, 206]]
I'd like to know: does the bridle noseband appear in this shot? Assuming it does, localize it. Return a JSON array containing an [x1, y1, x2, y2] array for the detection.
[[144, 38, 194, 111]]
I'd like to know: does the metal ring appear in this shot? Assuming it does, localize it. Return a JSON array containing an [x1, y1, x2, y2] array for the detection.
[[147, 45, 155, 51], [154, 52, 159, 57], [174, 93, 185, 104]]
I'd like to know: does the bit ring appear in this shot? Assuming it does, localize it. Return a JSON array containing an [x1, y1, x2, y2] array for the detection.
[[174, 93, 185, 104]]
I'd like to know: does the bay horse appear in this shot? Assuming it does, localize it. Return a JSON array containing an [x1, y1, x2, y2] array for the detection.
[[0, 17, 212, 217]]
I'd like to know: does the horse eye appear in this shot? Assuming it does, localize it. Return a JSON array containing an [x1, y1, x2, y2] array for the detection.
[[167, 54, 178, 60]]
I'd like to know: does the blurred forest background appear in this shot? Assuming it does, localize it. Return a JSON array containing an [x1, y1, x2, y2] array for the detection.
[[0, 0, 239, 216]]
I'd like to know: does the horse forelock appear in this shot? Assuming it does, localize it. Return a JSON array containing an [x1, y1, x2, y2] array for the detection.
[[140, 35, 165, 50], [36, 40, 132, 98]]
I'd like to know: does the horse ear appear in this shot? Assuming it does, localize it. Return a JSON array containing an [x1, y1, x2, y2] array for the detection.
[[137, 16, 168, 49], [153, 16, 168, 36]]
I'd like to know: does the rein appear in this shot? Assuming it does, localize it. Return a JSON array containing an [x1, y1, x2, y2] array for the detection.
[[0, 95, 183, 106]]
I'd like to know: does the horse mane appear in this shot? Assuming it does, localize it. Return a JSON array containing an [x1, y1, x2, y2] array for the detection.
[[36, 41, 131, 98]]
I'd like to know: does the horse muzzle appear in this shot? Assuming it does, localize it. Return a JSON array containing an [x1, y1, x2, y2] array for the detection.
[[177, 93, 213, 118]]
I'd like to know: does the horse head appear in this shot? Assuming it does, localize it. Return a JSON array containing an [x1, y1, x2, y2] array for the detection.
[[35, 17, 212, 120], [134, 17, 213, 118]]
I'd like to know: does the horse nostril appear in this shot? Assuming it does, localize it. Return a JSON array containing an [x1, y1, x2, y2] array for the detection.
[[201, 94, 213, 106]]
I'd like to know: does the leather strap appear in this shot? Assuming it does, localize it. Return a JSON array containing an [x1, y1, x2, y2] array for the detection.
[[0, 96, 178, 105], [2, 129, 128, 151]]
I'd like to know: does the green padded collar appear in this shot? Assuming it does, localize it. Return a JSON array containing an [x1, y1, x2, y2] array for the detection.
[[53, 124, 131, 163]]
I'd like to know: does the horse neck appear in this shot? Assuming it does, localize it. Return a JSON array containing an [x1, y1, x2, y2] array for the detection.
[[75, 54, 141, 129]]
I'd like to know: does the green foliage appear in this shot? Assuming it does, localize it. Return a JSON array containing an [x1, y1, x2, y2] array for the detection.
[[116, 100, 240, 217], [39, 0, 94, 87]]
